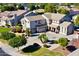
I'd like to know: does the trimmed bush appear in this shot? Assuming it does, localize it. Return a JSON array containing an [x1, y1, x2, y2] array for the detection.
[[58, 38, 69, 47]]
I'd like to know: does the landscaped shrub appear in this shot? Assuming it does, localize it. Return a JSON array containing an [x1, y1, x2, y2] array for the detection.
[[9, 36, 26, 48], [58, 38, 69, 47], [53, 40, 58, 44], [43, 44, 51, 48], [38, 33, 48, 43], [1, 32, 16, 40]]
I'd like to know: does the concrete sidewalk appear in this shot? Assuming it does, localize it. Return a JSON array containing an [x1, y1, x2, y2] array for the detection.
[[0, 42, 25, 56]]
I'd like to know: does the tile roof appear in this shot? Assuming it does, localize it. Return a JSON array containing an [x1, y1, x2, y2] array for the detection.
[[0, 10, 26, 17], [26, 15, 45, 21], [59, 22, 71, 27], [43, 13, 66, 21]]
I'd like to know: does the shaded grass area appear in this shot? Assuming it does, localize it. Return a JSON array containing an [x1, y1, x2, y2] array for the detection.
[[31, 48, 63, 56], [22, 43, 63, 56], [0, 27, 11, 33]]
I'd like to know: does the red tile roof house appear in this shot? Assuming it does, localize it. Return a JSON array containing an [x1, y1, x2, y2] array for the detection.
[[0, 10, 27, 26]]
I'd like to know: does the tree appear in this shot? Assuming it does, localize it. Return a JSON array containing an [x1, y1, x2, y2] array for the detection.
[[29, 4, 36, 11], [9, 36, 26, 48], [74, 15, 79, 26], [17, 4, 24, 10], [58, 38, 68, 47], [57, 7, 69, 14], [1, 5, 16, 12], [39, 4, 45, 9], [1, 32, 16, 40], [44, 4, 57, 13], [38, 33, 48, 43], [26, 28, 32, 36]]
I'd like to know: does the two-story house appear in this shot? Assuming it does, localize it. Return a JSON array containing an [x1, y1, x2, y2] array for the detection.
[[21, 15, 48, 33], [42, 13, 67, 33]]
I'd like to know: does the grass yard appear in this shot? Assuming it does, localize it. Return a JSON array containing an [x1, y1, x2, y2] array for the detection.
[[0, 27, 11, 33], [23, 47, 64, 56]]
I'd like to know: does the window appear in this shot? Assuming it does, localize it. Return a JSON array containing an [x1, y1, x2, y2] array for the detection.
[[35, 21, 37, 23], [49, 19, 52, 24], [64, 28, 66, 33], [25, 20, 27, 23], [38, 20, 41, 24], [62, 27, 63, 32]]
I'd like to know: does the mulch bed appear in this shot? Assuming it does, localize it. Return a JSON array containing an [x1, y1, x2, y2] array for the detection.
[[52, 46, 71, 56]]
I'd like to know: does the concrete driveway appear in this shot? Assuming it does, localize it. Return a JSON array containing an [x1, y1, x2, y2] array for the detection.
[[46, 31, 75, 41]]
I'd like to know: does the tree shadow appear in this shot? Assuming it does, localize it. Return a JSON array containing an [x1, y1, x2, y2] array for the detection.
[[47, 40, 58, 44], [66, 45, 77, 52], [22, 43, 41, 53]]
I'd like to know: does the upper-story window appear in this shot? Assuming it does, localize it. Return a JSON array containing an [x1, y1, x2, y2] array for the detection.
[[35, 21, 37, 23], [25, 20, 27, 23], [38, 20, 41, 24]]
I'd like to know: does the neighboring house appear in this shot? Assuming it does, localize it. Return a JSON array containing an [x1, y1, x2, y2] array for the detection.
[[70, 8, 79, 15], [21, 15, 48, 33], [0, 10, 27, 26], [59, 22, 74, 35], [42, 13, 70, 33]]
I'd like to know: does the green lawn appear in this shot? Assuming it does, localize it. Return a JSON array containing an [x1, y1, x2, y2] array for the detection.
[[24, 48, 64, 56], [0, 27, 11, 33]]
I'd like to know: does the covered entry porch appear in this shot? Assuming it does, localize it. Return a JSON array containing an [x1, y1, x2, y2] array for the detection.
[[48, 24, 60, 33]]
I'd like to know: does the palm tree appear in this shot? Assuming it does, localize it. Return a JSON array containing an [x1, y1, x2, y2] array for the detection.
[[38, 33, 48, 44]]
